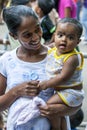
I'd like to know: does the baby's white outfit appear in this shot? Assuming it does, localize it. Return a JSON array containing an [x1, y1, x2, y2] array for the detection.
[[46, 47, 84, 107]]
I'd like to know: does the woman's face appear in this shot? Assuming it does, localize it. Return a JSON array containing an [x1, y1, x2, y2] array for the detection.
[[17, 16, 42, 51]]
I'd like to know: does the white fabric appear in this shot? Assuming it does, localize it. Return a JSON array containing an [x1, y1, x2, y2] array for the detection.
[[58, 89, 84, 107], [0, 48, 54, 129], [0, 48, 71, 130], [14, 97, 46, 125]]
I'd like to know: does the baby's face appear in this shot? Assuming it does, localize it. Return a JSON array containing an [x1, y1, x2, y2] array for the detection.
[[54, 22, 80, 54]]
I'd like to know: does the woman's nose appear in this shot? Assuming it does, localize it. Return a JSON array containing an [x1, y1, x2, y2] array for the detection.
[[31, 33, 38, 41]]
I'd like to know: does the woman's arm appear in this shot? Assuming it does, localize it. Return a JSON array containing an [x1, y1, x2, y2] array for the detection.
[[39, 103, 81, 117], [0, 73, 39, 111]]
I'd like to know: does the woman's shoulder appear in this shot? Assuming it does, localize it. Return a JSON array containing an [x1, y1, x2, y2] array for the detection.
[[0, 48, 17, 60]]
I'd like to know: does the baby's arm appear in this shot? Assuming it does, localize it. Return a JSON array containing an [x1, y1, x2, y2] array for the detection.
[[38, 55, 79, 90]]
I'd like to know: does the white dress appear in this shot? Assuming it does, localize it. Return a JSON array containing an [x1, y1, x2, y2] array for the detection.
[[0, 48, 71, 130]]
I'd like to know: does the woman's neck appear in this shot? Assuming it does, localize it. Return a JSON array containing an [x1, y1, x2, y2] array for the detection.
[[16, 45, 48, 62]]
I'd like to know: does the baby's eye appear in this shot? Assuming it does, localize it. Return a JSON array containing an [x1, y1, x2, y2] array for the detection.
[[57, 33, 63, 38], [68, 36, 74, 40]]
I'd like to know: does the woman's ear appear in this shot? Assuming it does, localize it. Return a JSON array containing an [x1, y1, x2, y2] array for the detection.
[[9, 32, 18, 40]]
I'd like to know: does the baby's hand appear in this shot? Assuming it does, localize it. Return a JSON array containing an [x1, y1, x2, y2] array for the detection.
[[38, 80, 48, 91]]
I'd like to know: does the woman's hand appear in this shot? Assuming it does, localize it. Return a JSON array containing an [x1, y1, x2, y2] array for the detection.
[[13, 80, 40, 98], [39, 103, 82, 118], [0, 78, 40, 111]]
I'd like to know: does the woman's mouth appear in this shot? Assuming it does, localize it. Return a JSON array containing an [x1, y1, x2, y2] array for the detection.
[[30, 40, 41, 48]]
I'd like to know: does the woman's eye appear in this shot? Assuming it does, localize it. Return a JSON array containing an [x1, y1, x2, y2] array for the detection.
[[24, 33, 32, 38], [35, 27, 41, 33]]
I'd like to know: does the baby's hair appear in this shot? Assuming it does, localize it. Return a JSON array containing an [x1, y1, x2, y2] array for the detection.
[[57, 18, 83, 39], [11, 0, 31, 6], [3, 5, 38, 35], [38, 0, 55, 15]]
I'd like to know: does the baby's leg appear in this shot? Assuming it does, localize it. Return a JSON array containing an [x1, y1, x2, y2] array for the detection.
[[49, 115, 67, 130], [61, 116, 67, 130], [47, 94, 67, 130], [47, 93, 64, 104], [49, 115, 61, 130]]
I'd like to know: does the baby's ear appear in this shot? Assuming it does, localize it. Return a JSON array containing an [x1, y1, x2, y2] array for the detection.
[[77, 39, 81, 45], [9, 32, 18, 40]]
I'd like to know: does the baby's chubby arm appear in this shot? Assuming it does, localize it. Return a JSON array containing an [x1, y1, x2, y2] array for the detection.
[[38, 55, 79, 90]]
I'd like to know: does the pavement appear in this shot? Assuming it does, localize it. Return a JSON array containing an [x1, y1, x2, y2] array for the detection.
[[0, 23, 87, 130]]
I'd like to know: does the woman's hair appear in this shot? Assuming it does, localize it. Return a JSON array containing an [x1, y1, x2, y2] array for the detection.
[[3, 5, 38, 35], [11, 0, 31, 6], [57, 17, 83, 39], [38, 0, 55, 15]]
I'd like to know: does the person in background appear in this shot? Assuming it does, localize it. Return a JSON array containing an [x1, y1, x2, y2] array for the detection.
[[54, 0, 77, 19], [0, 5, 81, 130], [31, 0, 59, 26], [76, 0, 83, 21], [0, 0, 8, 24], [80, 0, 87, 43], [34, 0, 56, 45]]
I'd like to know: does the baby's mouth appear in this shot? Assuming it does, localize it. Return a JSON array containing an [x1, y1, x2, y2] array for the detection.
[[59, 43, 66, 49]]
